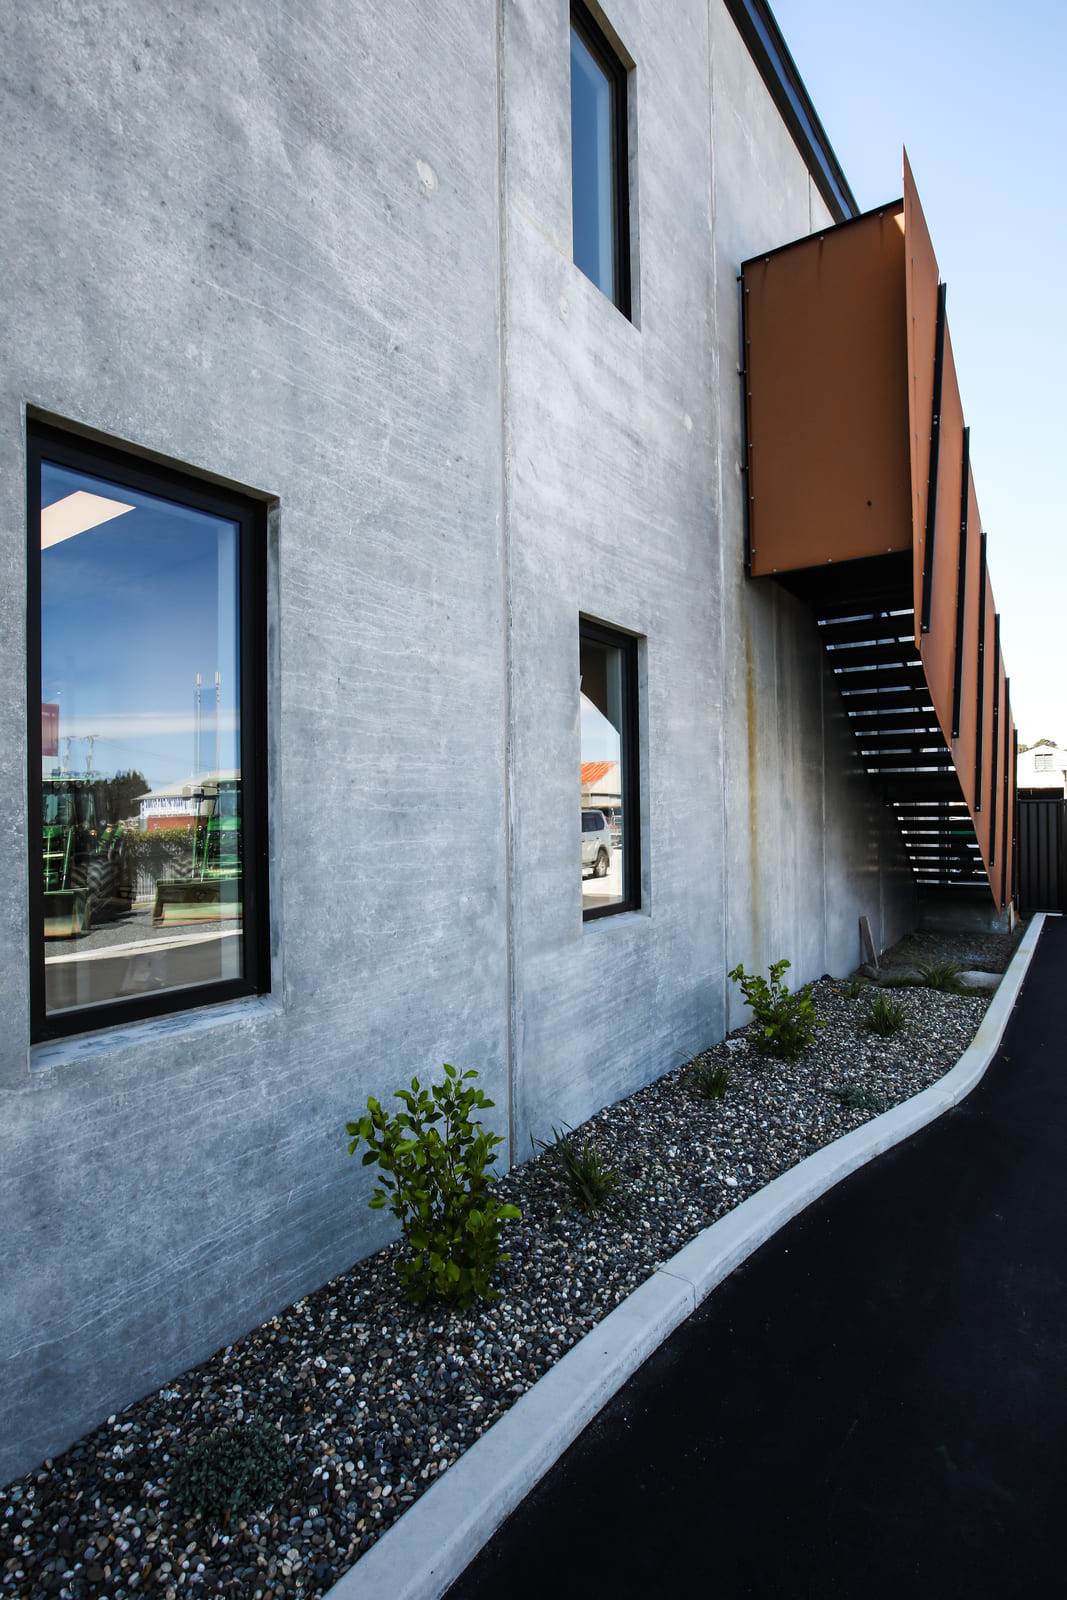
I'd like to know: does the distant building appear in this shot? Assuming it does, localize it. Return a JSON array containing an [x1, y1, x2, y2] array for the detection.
[[1018, 743, 1067, 797]]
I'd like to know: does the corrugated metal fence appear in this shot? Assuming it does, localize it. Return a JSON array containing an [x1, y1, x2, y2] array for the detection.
[[1018, 798, 1067, 912]]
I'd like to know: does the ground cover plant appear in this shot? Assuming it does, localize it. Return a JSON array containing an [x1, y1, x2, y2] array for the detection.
[[916, 958, 964, 992], [687, 1058, 732, 1099], [865, 992, 908, 1037], [346, 1065, 520, 1310], [534, 1125, 625, 1215], [170, 1420, 290, 1525], [829, 1083, 887, 1113], [728, 958, 825, 1059]]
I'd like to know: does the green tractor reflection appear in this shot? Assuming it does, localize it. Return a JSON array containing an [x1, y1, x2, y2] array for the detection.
[[152, 780, 242, 925], [42, 778, 134, 938]]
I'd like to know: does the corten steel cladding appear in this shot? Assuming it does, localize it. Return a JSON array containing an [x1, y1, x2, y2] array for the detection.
[[950, 469, 984, 835], [742, 204, 910, 576], [904, 150, 941, 624], [741, 153, 1016, 910], [920, 321, 966, 736]]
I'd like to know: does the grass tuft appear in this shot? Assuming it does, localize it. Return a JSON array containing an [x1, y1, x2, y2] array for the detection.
[[864, 991, 907, 1036], [686, 1058, 733, 1100], [536, 1125, 623, 1215], [916, 958, 964, 992]]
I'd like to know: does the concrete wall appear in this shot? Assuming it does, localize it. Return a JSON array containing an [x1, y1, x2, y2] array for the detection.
[[0, 0, 916, 1485]]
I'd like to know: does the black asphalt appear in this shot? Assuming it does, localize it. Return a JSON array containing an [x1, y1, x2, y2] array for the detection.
[[445, 917, 1067, 1600]]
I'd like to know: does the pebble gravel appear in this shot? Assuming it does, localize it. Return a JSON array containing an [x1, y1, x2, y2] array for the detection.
[[1, 968, 1000, 1600]]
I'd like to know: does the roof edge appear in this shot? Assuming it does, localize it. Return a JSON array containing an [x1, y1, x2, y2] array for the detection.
[[723, 0, 859, 224]]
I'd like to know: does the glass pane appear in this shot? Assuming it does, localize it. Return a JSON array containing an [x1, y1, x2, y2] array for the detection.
[[580, 636, 627, 912], [39, 459, 244, 1017], [570, 24, 616, 302]]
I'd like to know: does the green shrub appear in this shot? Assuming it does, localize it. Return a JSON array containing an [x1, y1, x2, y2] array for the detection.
[[346, 1065, 520, 1309], [728, 959, 825, 1060], [170, 1419, 289, 1524], [686, 1058, 732, 1100], [535, 1125, 623, 1215], [829, 1083, 886, 1113], [844, 973, 867, 999], [864, 991, 907, 1036], [916, 958, 963, 992]]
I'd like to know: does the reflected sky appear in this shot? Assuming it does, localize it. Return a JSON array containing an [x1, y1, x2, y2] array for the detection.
[[41, 461, 240, 793]]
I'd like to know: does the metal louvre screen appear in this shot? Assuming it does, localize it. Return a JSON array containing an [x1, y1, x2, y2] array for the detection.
[[1017, 798, 1066, 913]]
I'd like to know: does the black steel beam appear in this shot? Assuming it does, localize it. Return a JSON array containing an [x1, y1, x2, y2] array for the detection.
[[826, 641, 922, 671], [920, 281, 947, 634], [817, 614, 916, 648], [839, 688, 934, 713], [951, 427, 970, 738], [974, 530, 987, 807]]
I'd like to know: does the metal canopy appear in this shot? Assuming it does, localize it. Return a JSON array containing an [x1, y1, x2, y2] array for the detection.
[[741, 156, 1015, 910]]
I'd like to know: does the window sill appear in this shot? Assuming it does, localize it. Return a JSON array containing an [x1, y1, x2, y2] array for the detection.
[[29, 992, 282, 1074], [582, 902, 650, 930]]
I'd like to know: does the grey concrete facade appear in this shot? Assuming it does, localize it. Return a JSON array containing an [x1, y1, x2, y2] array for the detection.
[[0, 0, 915, 1485]]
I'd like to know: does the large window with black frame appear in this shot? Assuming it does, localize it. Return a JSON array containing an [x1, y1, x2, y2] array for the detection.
[[580, 618, 639, 918], [569, 0, 631, 318], [27, 422, 269, 1041]]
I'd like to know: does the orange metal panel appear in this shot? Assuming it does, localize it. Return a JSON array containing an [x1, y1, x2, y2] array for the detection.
[[949, 467, 983, 816], [743, 206, 911, 576], [973, 569, 999, 874], [918, 323, 965, 745], [903, 151, 941, 641]]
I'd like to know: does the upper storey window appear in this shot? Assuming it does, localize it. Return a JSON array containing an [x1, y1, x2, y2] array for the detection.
[[570, 2, 631, 318]]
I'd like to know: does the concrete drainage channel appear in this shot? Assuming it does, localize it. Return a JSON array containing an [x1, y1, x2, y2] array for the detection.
[[328, 916, 1045, 1600]]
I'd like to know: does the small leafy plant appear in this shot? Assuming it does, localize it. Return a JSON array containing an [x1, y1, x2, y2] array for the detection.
[[844, 973, 867, 1000], [687, 1057, 732, 1100], [346, 1065, 520, 1309], [830, 1083, 886, 1113], [535, 1125, 623, 1215], [864, 991, 907, 1036], [916, 958, 963, 992], [170, 1419, 289, 1524], [728, 959, 825, 1060]]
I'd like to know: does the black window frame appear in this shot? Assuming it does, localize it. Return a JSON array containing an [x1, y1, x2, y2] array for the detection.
[[27, 420, 271, 1043], [569, 0, 632, 320], [580, 616, 640, 921]]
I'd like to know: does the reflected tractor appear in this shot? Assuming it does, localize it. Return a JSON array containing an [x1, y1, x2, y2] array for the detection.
[[42, 778, 134, 938], [152, 780, 243, 924]]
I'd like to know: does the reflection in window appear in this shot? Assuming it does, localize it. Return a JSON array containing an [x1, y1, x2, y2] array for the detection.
[[580, 620, 639, 917], [29, 426, 267, 1039], [570, 3, 630, 317]]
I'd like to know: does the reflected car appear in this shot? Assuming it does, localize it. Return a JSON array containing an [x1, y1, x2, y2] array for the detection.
[[581, 809, 611, 878], [599, 804, 623, 850]]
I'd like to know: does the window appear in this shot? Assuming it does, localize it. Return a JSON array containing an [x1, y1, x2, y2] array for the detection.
[[570, 2, 631, 317], [580, 619, 639, 917], [1035, 752, 1053, 772], [28, 422, 269, 1041]]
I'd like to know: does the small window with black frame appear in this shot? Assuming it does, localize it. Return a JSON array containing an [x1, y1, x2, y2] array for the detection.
[[569, 1, 631, 318], [580, 619, 639, 917], [27, 422, 269, 1042]]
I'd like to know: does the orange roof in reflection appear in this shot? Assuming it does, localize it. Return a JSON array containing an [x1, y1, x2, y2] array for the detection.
[[581, 761, 615, 786]]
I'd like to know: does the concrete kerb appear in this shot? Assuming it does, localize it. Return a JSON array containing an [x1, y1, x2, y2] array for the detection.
[[327, 914, 1045, 1600]]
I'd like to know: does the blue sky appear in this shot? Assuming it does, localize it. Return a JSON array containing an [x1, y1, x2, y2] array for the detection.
[[768, 0, 1066, 745]]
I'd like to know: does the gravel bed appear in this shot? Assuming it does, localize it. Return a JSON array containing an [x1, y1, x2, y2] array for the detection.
[[1, 974, 996, 1600]]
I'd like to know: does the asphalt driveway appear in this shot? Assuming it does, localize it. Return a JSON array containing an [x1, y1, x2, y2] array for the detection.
[[445, 915, 1067, 1600]]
